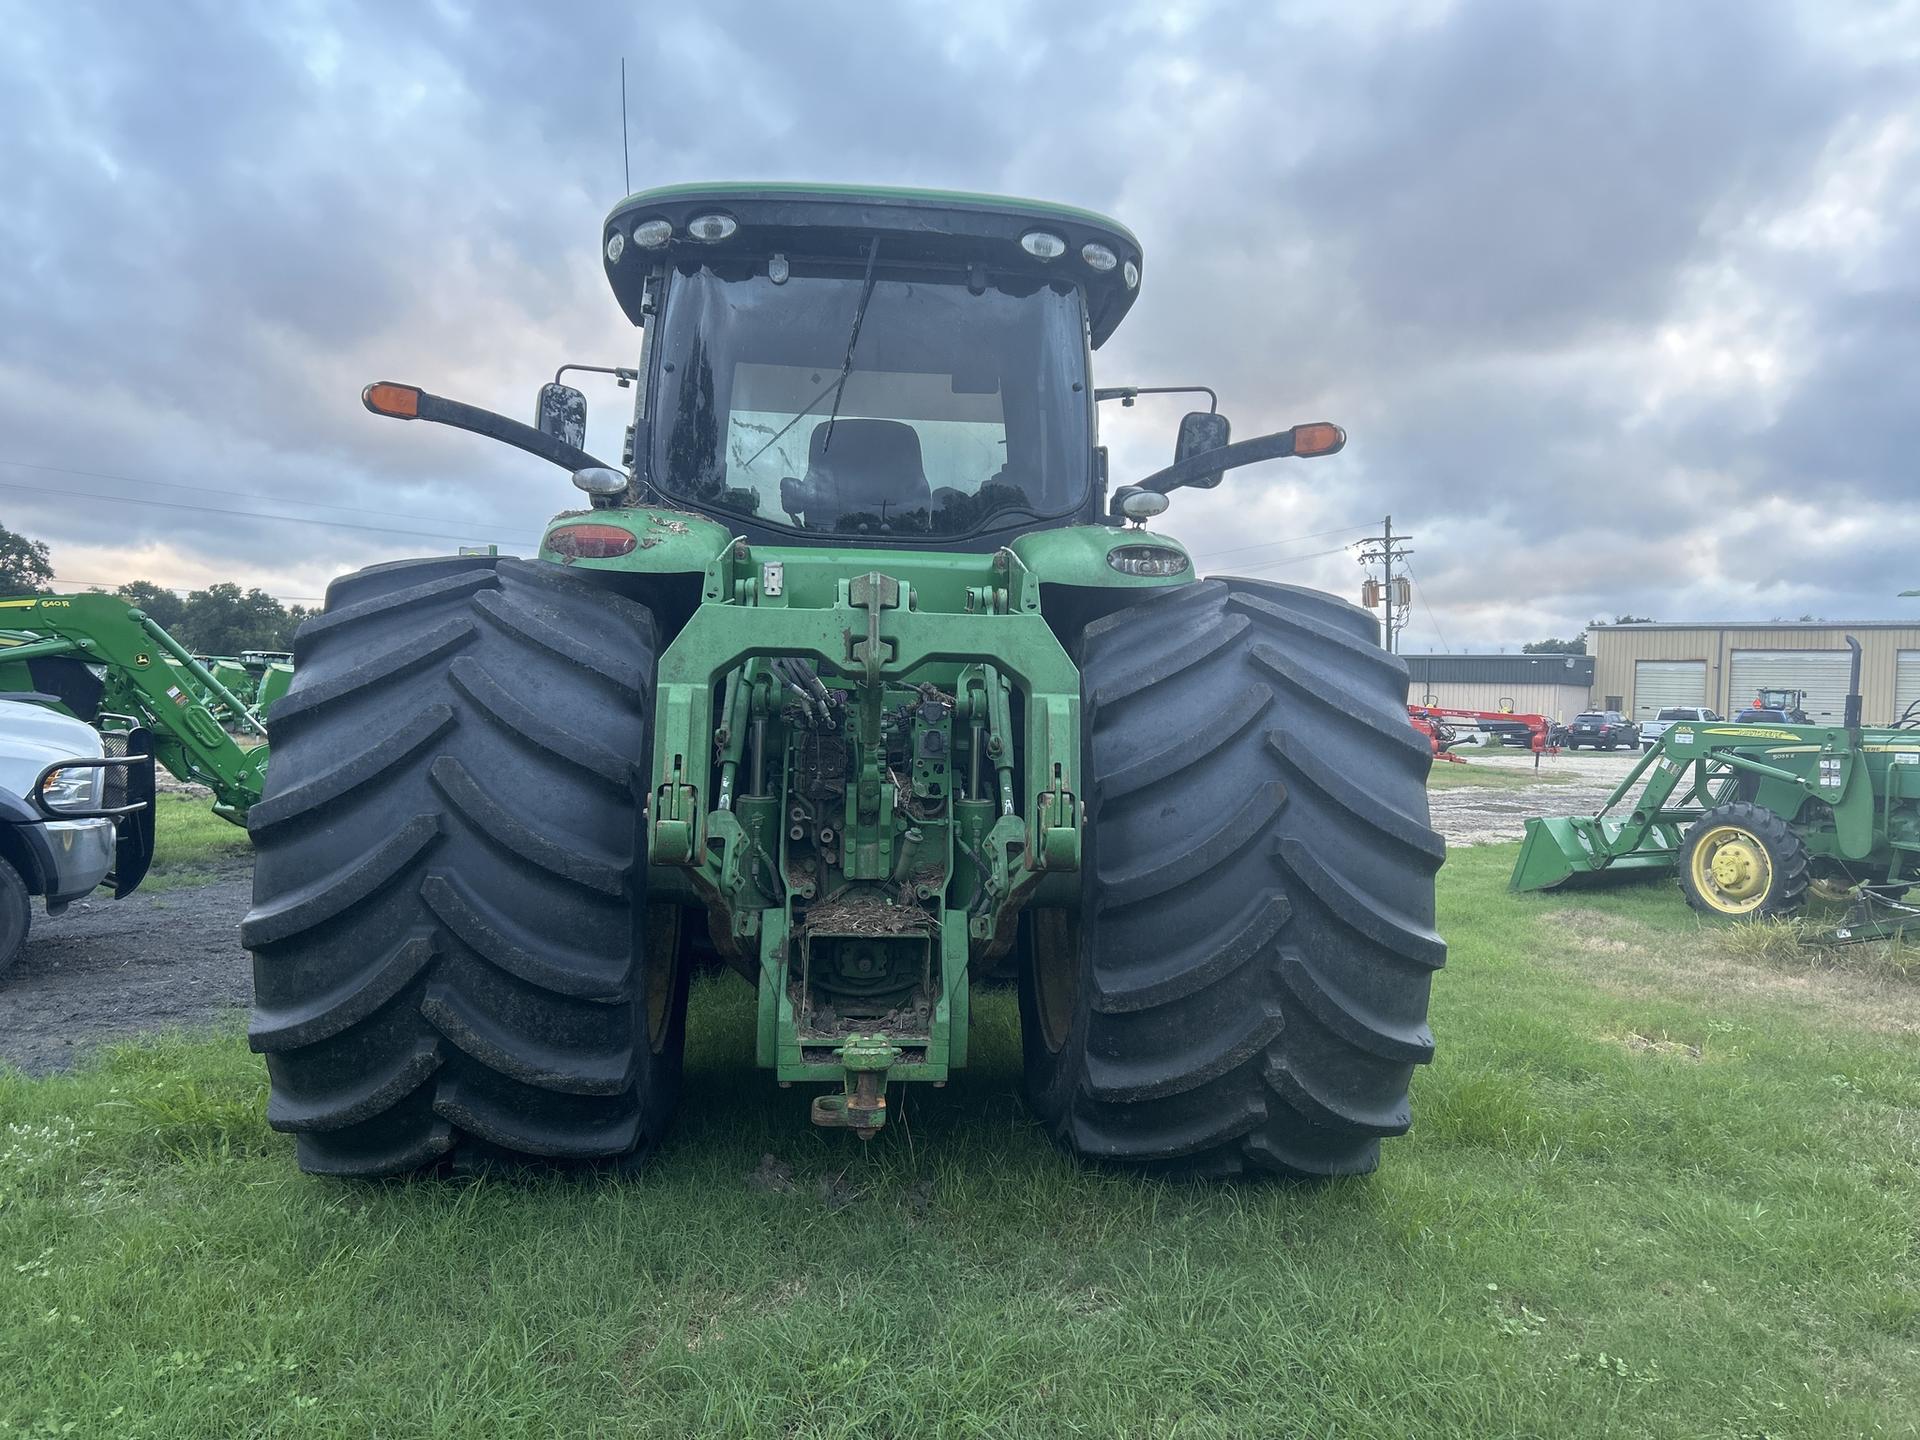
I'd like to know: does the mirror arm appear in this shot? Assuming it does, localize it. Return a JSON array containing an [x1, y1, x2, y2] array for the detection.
[[365, 384, 614, 474], [1134, 425, 1339, 494], [1094, 384, 1219, 413], [555, 362, 639, 389]]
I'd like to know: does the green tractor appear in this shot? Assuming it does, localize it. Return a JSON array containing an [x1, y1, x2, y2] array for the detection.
[[243, 183, 1445, 1179], [1512, 638, 1920, 940]]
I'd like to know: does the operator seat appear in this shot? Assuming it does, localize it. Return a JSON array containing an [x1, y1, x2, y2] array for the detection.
[[803, 419, 931, 525]]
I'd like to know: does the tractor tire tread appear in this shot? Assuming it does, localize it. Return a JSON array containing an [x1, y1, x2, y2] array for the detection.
[[1677, 801, 1812, 919], [247, 556, 680, 1177], [1026, 577, 1444, 1179]]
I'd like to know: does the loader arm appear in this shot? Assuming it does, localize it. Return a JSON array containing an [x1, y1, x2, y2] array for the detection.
[[0, 594, 270, 824]]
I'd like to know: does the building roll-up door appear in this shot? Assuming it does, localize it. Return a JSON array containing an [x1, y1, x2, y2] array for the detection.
[[1896, 650, 1920, 724], [1632, 660, 1707, 721], [1728, 650, 1854, 723]]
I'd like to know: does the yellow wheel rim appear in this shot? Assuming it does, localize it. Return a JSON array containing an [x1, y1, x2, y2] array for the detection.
[[1690, 825, 1773, 915]]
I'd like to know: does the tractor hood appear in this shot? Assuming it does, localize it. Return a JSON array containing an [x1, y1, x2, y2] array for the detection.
[[602, 182, 1143, 348]]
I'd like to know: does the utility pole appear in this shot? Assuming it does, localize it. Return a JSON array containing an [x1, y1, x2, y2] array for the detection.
[[1356, 515, 1415, 653]]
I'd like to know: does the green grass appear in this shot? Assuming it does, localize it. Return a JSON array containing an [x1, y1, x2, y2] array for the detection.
[[2, 851, 1916, 1437], [144, 793, 250, 889], [1428, 760, 1575, 789]]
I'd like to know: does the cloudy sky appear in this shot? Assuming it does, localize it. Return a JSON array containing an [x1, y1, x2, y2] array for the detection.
[[2, 0, 1917, 650]]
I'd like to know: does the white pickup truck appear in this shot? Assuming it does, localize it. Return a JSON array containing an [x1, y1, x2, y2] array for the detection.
[[1639, 705, 1723, 751], [0, 696, 154, 977]]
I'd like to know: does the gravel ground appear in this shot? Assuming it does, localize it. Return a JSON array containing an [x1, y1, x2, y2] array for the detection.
[[1429, 747, 1646, 847], [0, 862, 253, 1075]]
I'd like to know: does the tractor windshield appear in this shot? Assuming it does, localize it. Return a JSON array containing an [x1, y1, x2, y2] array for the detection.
[[648, 263, 1090, 537]]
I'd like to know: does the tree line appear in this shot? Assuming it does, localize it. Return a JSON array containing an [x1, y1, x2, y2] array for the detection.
[[0, 521, 309, 656]]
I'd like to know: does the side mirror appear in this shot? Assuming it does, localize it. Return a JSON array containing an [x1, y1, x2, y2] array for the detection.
[[1174, 411, 1231, 489], [1122, 421, 1345, 506], [535, 382, 588, 451]]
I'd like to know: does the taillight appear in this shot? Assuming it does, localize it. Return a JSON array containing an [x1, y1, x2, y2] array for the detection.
[[545, 523, 637, 559]]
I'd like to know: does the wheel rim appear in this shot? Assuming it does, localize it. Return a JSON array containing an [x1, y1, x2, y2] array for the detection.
[[1690, 825, 1774, 914], [1030, 908, 1080, 1054], [643, 905, 681, 1053]]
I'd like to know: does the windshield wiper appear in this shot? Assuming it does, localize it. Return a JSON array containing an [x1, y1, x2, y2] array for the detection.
[[740, 238, 883, 471], [820, 239, 880, 453]]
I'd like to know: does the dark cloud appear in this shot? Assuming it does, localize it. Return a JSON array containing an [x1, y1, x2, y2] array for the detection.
[[0, 0, 1913, 644]]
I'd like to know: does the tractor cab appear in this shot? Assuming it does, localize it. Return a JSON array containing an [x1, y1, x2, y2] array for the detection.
[[598, 184, 1140, 547], [1749, 687, 1810, 724]]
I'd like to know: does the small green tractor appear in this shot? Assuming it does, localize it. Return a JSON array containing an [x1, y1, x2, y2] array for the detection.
[[244, 184, 1445, 1179], [1513, 638, 1920, 940]]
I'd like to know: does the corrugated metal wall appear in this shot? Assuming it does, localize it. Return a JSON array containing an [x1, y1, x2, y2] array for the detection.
[[1591, 626, 1920, 725], [1405, 680, 1593, 720]]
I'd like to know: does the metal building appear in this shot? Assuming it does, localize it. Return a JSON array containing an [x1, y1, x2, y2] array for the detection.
[[1402, 653, 1596, 720], [1589, 621, 1920, 727]]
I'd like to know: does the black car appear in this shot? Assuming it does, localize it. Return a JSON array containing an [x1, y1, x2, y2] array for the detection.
[[1565, 710, 1640, 750]]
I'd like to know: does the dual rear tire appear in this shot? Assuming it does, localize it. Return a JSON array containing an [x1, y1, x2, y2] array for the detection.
[[245, 557, 687, 1176], [1021, 579, 1446, 1178]]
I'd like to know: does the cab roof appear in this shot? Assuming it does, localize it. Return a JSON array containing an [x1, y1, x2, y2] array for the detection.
[[603, 181, 1143, 347]]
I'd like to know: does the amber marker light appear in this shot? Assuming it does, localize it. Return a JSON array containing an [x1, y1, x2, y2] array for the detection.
[[362, 382, 422, 418], [1290, 422, 1346, 457]]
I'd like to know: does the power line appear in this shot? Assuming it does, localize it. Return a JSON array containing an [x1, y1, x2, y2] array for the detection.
[[1200, 542, 1357, 577], [0, 457, 520, 532], [0, 478, 538, 550], [1189, 520, 1375, 564]]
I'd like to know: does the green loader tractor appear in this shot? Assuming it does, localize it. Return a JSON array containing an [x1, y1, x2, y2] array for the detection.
[[1512, 638, 1920, 940], [0, 592, 271, 822], [243, 183, 1446, 1179]]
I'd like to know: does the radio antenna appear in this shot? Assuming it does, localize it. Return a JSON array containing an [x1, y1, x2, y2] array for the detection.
[[619, 59, 631, 195]]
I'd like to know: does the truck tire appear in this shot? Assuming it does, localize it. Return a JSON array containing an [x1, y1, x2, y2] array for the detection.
[[244, 556, 686, 1177], [0, 856, 29, 980], [1021, 578, 1446, 1178], [1677, 801, 1809, 919]]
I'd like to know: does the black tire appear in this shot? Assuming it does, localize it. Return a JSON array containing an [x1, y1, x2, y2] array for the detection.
[[244, 556, 686, 1177], [1020, 578, 1446, 1178], [0, 856, 29, 980], [1676, 801, 1809, 920], [1566, 741, 1580, 750]]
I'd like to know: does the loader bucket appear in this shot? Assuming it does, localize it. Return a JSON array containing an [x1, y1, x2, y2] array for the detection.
[[1510, 815, 1679, 892]]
